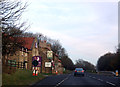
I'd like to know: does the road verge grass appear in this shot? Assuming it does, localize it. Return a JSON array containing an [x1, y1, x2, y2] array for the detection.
[[2, 69, 45, 86]]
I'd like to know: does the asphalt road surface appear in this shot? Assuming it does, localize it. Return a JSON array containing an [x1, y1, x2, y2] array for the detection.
[[30, 72, 120, 87]]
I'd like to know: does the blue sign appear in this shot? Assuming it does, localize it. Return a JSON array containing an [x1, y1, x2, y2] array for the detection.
[[32, 56, 41, 67]]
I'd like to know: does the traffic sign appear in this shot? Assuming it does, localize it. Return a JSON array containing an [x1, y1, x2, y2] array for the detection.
[[116, 70, 118, 76], [32, 60, 38, 67], [32, 56, 41, 67]]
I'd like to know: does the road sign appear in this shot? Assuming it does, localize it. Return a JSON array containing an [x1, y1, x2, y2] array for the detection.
[[32, 56, 41, 67], [116, 70, 118, 76], [45, 62, 51, 67], [47, 51, 53, 59], [32, 60, 38, 67]]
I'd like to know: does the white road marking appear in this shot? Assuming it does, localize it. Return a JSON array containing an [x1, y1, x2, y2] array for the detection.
[[98, 79, 103, 81], [106, 81, 116, 86], [54, 74, 71, 87], [92, 77, 95, 79], [88, 75, 116, 86]]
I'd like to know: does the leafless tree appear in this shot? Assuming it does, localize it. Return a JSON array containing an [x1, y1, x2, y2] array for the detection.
[[1, 0, 28, 61], [0, 0, 28, 33]]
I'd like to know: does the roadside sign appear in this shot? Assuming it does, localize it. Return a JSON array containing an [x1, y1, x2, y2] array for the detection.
[[47, 51, 53, 59], [116, 70, 118, 76], [32, 56, 41, 67], [45, 62, 51, 67], [32, 60, 38, 67]]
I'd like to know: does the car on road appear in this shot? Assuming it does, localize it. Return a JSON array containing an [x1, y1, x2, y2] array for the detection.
[[74, 68, 84, 76]]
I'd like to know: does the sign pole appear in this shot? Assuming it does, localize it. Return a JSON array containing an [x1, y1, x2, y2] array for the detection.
[[47, 51, 53, 74], [32, 56, 42, 76], [41, 57, 42, 73]]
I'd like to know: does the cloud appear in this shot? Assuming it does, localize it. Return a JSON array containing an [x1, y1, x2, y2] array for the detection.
[[28, 0, 118, 3], [21, 1, 118, 65], [30, 25, 117, 65]]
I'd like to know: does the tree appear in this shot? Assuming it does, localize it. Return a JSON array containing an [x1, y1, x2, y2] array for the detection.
[[25, 32, 75, 70], [61, 54, 75, 70], [0, 0, 27, 31], [1, 0, 28, 57], [97, 52, 118, 71], [51, 40, 62, 56], [75, 59, 95, 71]]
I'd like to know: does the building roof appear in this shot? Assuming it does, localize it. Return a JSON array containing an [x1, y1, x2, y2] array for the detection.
[[18, 37, 35, 50]]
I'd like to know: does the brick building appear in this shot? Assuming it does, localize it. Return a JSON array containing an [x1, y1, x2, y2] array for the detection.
[[3, 36, 64, 74], [3, 37, 39, 70], [39, 40, 64, 74], [39, 40, 52, 73]]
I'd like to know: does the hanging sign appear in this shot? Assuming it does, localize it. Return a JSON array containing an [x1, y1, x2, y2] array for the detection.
[[47, 51, 53, 59]]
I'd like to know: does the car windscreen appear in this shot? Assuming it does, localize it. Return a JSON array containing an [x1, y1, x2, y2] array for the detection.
[[75, 68, 83, 71]]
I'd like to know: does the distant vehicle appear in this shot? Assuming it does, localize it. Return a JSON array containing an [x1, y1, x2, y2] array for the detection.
[[74, 68, 84, 76]]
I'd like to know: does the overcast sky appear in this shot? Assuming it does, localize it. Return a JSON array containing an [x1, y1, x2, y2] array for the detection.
[[21, 0, 118, 65]]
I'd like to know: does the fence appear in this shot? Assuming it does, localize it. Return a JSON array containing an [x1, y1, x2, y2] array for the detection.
[[7, 60, 26, 69], [3, 60, 27, 74]]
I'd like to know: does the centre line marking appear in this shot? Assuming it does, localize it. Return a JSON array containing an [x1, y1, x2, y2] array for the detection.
[[54, 74, 70, 87], [98, 79, 103, 81], [106, 81, 116, 86], [88, 75, 116, 86]]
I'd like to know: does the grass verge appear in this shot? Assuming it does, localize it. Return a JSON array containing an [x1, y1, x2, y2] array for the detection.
[[2, 69, 45, 86]]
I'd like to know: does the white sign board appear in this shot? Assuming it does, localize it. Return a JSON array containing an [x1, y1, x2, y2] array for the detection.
[[47, 51, 53, 59], [45, 62, 51, 67]]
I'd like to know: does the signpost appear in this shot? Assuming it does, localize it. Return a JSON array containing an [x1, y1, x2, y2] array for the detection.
[[47, 51, 53, 73], [32, 56, 42, 76], [32, 56, 41, 67]]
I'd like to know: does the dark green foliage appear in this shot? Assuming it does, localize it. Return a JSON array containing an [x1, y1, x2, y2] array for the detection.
[[97, 51, 120, 73], [75, 59, 95, 71], [61, 55, 75, 70]]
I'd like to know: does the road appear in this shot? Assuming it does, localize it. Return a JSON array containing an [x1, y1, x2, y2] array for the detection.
[[30, 72, 120, 87]]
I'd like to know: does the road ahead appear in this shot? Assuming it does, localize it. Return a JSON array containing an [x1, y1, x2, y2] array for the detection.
[[30, 72, 120, 87]]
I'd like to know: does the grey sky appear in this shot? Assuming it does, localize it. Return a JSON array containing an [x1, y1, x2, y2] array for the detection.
[[21, 0, 118, 65]]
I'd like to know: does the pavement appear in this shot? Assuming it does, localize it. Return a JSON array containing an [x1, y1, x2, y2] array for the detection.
[[29, 72, 120, 87]]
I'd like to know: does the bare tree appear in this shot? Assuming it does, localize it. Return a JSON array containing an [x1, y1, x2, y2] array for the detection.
[[75, 59, 95, 71], [1, 0, 28, 33], [1, 0, 28, 61]]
